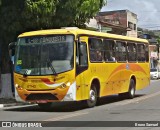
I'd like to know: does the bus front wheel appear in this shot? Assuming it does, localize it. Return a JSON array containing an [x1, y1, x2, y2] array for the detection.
[[86, 85, 97, 108]]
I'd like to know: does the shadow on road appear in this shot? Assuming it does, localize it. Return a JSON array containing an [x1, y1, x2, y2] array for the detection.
[[4, 94, 145, 112], [96, 94, 144, 106]]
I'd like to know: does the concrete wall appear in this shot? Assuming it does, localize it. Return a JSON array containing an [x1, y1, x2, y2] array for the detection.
[[126, 10, 138, 37], [86, 10, 138, 37], [85, 18, 99, 30]]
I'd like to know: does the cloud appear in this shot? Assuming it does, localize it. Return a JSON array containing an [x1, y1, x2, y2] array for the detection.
[[101, 0, 160, 30]]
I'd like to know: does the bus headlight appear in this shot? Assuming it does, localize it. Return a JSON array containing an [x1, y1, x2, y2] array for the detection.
[[66, 82, 71, 87], [15, 84, 19, 88], [15, 84, 23, 90], [60, 82, 71, 88]]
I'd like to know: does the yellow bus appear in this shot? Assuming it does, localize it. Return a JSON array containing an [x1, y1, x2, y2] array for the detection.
[[12, 28, 150, 109]]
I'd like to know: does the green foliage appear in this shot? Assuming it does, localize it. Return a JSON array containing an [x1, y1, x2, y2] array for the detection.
[[0, 0, 59, 38], [49, 0, 107, 28], [157, 37, 160, 45], [24, 0, 58, 29], [0, 0, 107, 74], [75, 0, 104, 27], [0, 0, 106, 37]]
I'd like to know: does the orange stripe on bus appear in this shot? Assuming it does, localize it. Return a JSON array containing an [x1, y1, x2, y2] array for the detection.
[[108, 63, 147, 79]]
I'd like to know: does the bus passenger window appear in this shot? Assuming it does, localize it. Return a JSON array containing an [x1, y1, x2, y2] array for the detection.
[[90, 49, 96, 61], [116, 41, 127, 62], [96, 50, 103, 61], [127, 42, 137, 62], [103, 39, 116, 62], [89, 38, 103, 62], [137, 44, 145, 62]]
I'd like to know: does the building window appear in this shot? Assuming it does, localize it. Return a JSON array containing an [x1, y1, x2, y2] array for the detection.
[[128, 21, 134, 30], [134, 24, 136, 30]]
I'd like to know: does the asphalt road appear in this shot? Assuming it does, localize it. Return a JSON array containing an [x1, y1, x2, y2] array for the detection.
[[1, 80, 160, 130]]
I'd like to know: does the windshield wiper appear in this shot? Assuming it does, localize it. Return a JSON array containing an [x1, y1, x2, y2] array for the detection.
[[23, 69, 32, 77], [23, 69, 28, 78], [47, 59, 58, 76]]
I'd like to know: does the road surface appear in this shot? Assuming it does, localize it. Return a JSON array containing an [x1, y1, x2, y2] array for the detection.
[[0, 80, 160, 130]]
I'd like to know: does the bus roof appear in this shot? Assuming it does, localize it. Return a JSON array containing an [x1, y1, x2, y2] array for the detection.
[[18, 28, 148, 43]]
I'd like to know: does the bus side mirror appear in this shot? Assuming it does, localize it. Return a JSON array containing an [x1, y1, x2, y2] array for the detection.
[[8, 42, 16, 58]]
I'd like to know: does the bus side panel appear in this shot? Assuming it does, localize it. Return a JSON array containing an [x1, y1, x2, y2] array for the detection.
[[119, 63, 150, 93], [97, 63, 122, 97], [102, 63, 150, 95], [104, 63, 130, 95], [76, 63, 114, 100], [75, 74, 86, 101], [75, 66, 96, 101], [135, 63, 150, 90], [90, 63, 113, 97]]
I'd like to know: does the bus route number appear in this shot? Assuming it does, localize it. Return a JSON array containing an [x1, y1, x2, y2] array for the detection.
[[27, 85, 36, 89]]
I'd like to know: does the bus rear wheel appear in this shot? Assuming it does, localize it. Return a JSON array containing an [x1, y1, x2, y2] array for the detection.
[[127, 79, 135, 99], [119, 79, 135, 99], [86, 85, 97, 108]]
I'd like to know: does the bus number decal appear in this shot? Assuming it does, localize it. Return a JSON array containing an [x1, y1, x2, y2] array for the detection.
[[27, 85, 36, 89]]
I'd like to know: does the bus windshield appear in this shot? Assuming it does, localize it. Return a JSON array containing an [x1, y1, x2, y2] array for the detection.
[[14, 35, 74, 76]]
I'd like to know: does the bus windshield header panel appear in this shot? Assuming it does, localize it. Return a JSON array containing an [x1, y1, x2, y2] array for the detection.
[[15, 35, 74, 76]]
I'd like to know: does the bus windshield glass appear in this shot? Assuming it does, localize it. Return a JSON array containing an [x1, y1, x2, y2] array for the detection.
[[14, 35, 74, 75]]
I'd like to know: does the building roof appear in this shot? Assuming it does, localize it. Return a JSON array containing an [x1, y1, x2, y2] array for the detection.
[[98, 9, 137, 17]]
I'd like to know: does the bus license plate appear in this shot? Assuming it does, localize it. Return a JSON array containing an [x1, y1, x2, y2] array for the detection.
[[36, 100, 48, 103]]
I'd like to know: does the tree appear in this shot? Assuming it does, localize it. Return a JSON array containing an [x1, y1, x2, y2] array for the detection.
[[157, 36, 160, 44], [51, 0, 106, 28], [0, 0, 106, 98], [0, 0, 58, 98]]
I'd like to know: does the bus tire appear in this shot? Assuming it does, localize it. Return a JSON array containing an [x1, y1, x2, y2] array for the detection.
[[126, 79, 135, 99], [86, 84, 97, 108], [38, 102, 52, 110], [119, 79, 135, 99]]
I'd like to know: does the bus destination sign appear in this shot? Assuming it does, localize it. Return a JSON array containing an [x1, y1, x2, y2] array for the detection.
[[26, 35, 66, 44]]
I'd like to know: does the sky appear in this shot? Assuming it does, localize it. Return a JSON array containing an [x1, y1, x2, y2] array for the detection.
[[101, 0, 160, 30]]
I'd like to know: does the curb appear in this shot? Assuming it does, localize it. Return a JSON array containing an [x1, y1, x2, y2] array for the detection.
[[0, 103, 32, 108]]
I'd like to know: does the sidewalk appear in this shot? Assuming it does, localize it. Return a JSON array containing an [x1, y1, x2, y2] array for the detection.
[[0, 98, 30, 108]]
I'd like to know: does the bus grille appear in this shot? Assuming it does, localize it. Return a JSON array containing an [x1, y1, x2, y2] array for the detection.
[[26, 93, 58, 101]]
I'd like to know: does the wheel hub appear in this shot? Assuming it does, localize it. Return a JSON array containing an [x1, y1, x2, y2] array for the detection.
[[130, 87, 135, 96], [90, 90, 96, 102]]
